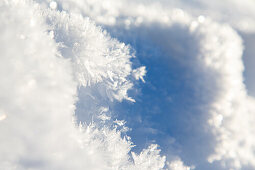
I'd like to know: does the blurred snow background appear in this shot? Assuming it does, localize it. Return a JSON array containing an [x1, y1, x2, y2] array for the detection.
[[1, 0, 255, 169]]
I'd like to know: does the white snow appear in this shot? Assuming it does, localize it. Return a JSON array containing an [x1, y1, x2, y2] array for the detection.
[[2, 0, 255, 170]]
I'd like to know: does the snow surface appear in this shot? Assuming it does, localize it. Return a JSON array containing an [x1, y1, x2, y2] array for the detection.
[[1, 0, 255, 170]]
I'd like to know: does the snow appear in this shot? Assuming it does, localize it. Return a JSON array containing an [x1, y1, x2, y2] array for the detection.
[[1, 0, 255, 170]]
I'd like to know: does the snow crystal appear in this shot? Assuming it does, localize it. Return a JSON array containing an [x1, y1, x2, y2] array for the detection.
[[50, 1, 57, 10]]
